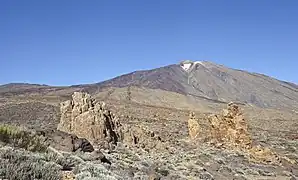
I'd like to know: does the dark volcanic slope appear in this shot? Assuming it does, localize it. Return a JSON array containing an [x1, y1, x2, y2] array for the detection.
[[95, 61, 298, 109], [96, 65, 188, 94]]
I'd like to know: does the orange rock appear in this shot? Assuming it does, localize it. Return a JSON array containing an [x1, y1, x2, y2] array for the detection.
[[192, 102, 283, 165], [248, 145, 281, 165], [61, 171, 75, 180], [188, 112, 200, 139], [208, 103, 252, 149]]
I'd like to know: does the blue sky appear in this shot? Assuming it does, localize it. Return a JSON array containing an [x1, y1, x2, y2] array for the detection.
[[1, 0, 297, 85]]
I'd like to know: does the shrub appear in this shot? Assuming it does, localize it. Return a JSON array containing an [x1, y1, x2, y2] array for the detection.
[[74, 162, 119, 180], [0, 146, 61, 180], [44, 149, 85, 171], [0, 124, 48, 152]]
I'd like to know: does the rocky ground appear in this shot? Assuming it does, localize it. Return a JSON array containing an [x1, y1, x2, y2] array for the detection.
[[0, 91, 297, 180]]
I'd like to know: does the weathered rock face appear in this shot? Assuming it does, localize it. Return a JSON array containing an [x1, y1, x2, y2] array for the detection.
[[207, 102, 252, 149], [189, 103, 283, 165], [58, 92, 123, 146], [207, 103, 283, 165], [188, 112, 200, 140], [58, 92, 162, 150]]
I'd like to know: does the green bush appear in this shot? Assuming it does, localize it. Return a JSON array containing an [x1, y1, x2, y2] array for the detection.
[[0, 124, 48, 152]]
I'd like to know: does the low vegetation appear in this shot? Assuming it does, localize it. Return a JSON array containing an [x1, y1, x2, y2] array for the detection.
[[0, 124, 48, 152], [0, 146, 62, 180], [0, 145, 121, 180]]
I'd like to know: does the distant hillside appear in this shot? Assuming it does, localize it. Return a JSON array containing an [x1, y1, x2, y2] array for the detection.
[[94, 61, 298, 109], [1, 60, 297, 109]]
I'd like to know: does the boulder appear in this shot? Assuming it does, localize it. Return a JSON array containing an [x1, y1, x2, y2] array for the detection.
[[79, 149, 111, 164], [37, 129, 94, 152]]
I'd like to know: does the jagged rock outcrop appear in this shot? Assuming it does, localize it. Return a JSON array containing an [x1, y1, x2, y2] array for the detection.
[[189, 102, 283, 165], [207, 103, 282, 164], [58, 92, 162, 150], [207, 102, 252, 149], [58, 92, 123, 146], [188, 112, 200, 140]]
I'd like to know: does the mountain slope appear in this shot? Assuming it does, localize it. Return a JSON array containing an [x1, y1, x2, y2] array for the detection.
[[96, 65, 188, 94], [95, 61, 298, 109], [1, 61, 297, 109]]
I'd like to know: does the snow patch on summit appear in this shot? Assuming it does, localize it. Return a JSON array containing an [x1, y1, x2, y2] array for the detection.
[[179, 60, 193, 71], [181, 63, 192, 71], [180, 60, 206, 72]]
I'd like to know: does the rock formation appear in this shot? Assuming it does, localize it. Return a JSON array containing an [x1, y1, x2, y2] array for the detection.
[[58, 92, 123, 146], [207, 102, 252, 149], [189, 102, 283, 165], [248, 145, 280, 165], [208, 103, 282, 164], [188, 112, 200, 140], [58, 92, 162, 150]]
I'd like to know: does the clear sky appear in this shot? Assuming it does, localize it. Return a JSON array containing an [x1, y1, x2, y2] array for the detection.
[[1, 0, 297, 85]]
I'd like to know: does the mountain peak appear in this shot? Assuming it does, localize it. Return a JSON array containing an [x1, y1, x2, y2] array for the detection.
[[179, 60, 211, 64], [95, 60, 298, 109]]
